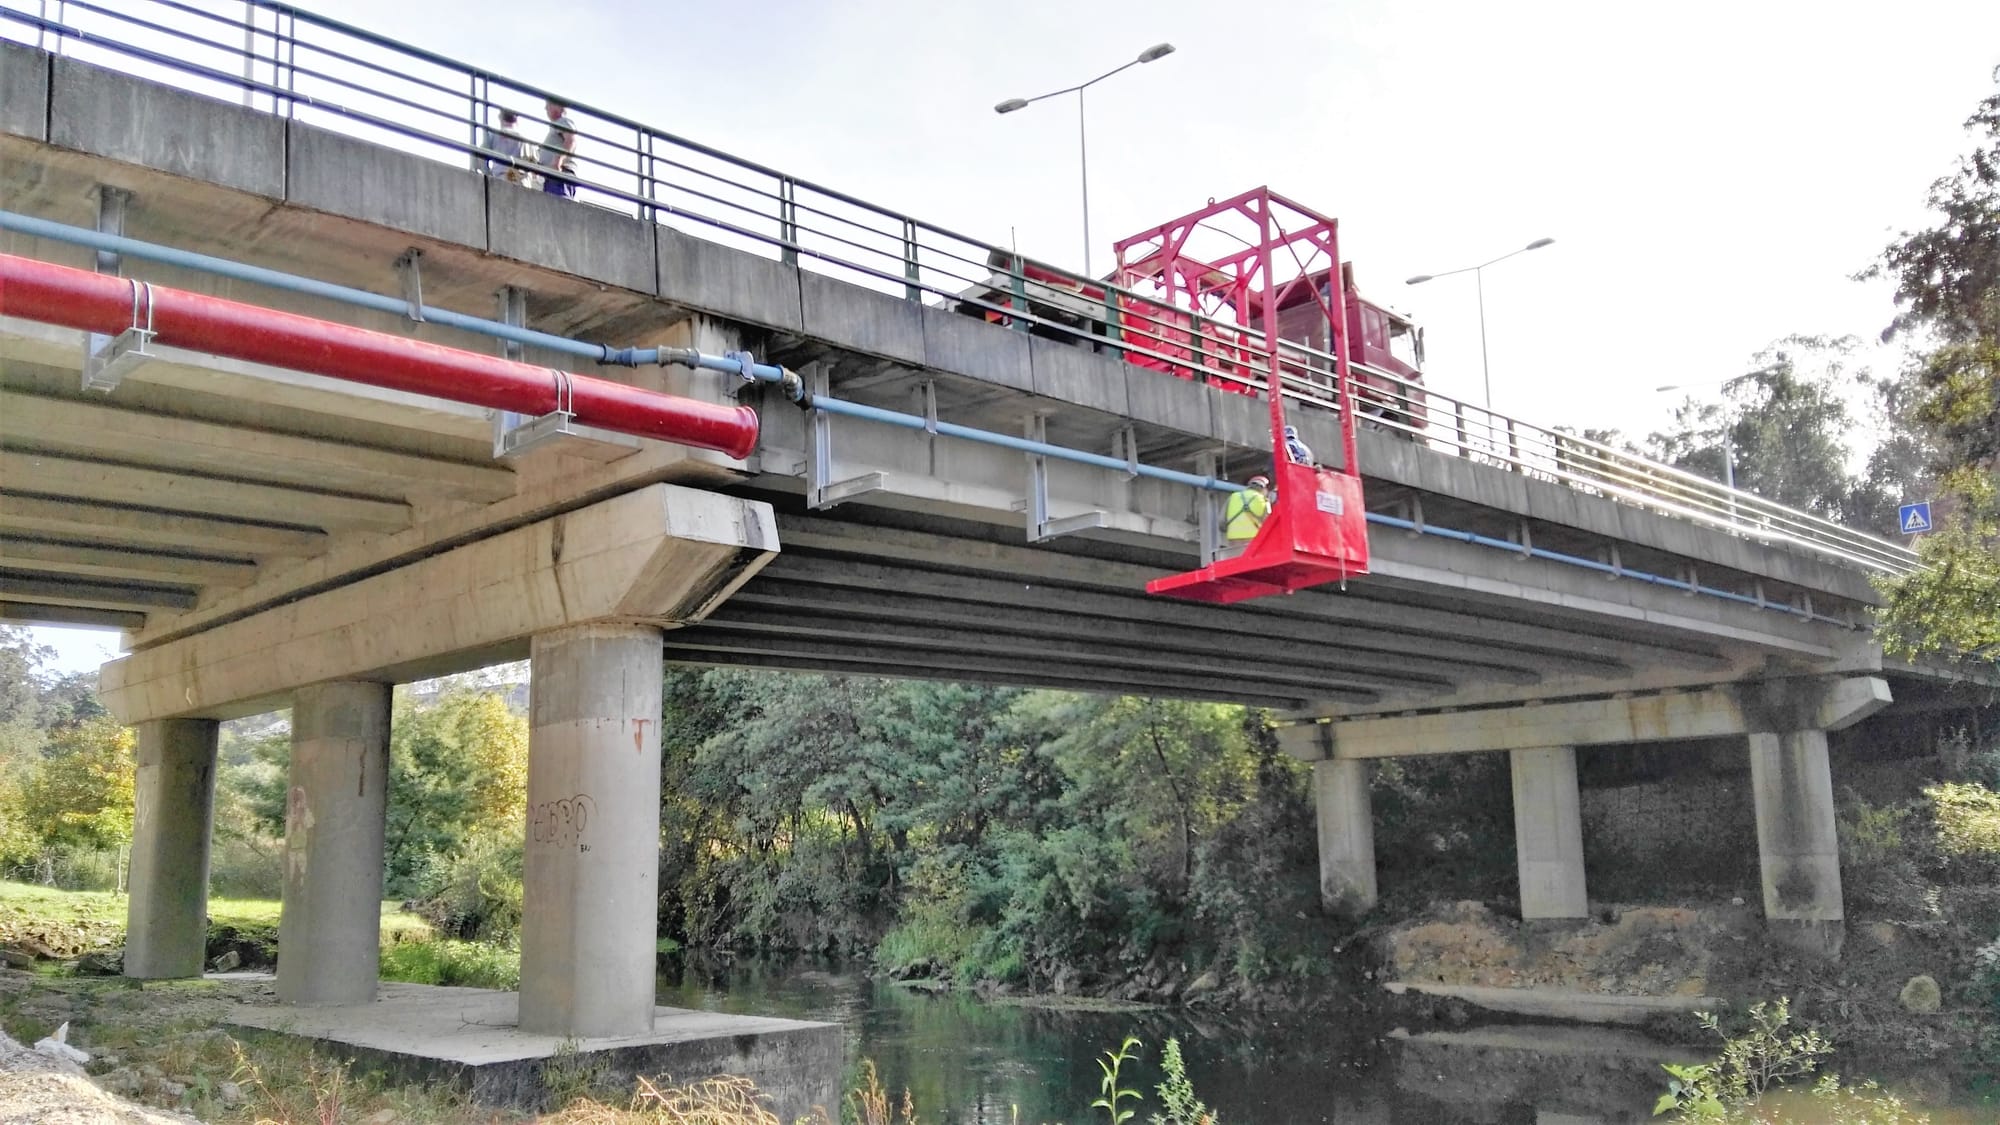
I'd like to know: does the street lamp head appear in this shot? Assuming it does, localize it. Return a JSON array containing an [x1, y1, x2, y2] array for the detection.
[[994, 98, 1029, 115], [1137, 43, 1176, 63], [1655, 384, 1684, 393], [1405, 274, 1434, 285], [1525, 237, 1555, 251]]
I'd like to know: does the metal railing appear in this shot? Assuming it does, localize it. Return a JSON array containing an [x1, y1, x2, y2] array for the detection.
[[1, 0, 1920, 576]]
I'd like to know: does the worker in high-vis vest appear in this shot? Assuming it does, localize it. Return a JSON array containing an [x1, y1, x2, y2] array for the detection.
[[1223, 475, 1271, 543]]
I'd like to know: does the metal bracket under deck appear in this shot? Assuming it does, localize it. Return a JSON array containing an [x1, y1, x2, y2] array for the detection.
[[1024, 414, 1109, 543], [81, 280, 157, 393], [806, 366, 888, 509]]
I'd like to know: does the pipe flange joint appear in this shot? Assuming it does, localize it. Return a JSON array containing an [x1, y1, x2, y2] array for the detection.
[[725, 350, 758, 382]]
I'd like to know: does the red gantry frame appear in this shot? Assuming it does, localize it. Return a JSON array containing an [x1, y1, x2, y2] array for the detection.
[[1126, 188, 1371, 603]]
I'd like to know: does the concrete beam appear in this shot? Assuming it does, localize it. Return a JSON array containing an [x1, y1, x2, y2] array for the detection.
[[0, 493, 328, 558], [99, 483, 777, 722], [0, 393, 516, 502], [0, 600, 145, 630], [1278, 677, 1893, 759], [772, 516, 1721, 675], [50, 57, 285, 198], [699, 603, 1447, 694], [728, 582, 1515, 688], [0, 536, 258, 587], [664, 644, 1304, 704], [758, 556, 1619, 683], [279, 682, 392, 1005], [0, 451, 411, 533], [0, 571, 195, 611], [659, 632, 1374, 706], [124, 718, 218, 978]]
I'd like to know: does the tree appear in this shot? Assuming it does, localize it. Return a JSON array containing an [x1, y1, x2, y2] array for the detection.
[[1647, 337, 1868, 524], [8, 716, 136, 851], [1868, 69, 2000, 662]]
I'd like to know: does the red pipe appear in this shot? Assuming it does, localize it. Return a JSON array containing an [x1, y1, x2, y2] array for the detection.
[[0, 253, 760, 460]]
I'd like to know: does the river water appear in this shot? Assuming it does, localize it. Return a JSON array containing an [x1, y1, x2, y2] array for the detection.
[[656, 958, 1678, 1123]]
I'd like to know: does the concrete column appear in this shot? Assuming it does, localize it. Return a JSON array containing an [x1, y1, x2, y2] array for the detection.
[[1748, 729, 1844, 956], [124, 719, 219, 979], [519, 624, 664, 1037], [1510, 747, 1589, 919], [1312, 759, 1377, 913], [278, 681, 392, 1005]]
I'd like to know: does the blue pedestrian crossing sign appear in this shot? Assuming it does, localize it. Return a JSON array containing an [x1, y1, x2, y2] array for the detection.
[[1898, 502, 1933, 535]]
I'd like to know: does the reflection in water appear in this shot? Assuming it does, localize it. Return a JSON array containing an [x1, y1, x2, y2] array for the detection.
[[656, 958, 1680, 1124]]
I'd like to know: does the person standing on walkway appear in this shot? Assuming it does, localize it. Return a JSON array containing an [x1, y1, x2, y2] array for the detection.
[[538, 99, 579, 198], [483, 108, 526, 183]]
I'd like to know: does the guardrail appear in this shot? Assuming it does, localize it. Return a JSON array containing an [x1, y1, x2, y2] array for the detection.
[[1, 0, 1920, 576]]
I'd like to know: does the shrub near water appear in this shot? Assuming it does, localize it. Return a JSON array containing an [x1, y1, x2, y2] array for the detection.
[[377, 938, 520, 990]]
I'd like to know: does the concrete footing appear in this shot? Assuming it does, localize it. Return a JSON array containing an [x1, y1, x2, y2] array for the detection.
[[227, 982, 842, 1117], [1511, 747, 1588, 919], [1313, 759, 1377, 912], [1748, 729, 1844, 957], [124, 718, 219, 978], [278, 681, 392, 1005], [519, 624, 665, 1038]]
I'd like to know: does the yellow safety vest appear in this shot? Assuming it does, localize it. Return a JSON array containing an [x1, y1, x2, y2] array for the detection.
[[1223, 490, 1269, 540]]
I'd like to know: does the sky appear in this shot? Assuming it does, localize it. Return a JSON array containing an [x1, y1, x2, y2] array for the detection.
[[18, 0, 2000, 672]]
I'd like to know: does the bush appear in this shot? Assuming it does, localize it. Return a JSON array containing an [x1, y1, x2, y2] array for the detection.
[[1927, 781, 2000, 881], [412, 835, 523, 941], [378, 938, 520, 990], [207, 835, 283, 900], [1837, 794, 1932, 921]]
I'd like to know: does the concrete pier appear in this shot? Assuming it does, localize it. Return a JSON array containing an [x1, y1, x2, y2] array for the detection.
[[278, 681, 392, 1005], [519, 624, 665, 1037], [1511, 747, 1588, 919], [1748, 729, 1844, 956], [124, 718, 219, 978], [1313, 759, 1377, 912]]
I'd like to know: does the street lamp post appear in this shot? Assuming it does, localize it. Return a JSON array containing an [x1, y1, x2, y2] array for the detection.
[[1405, 238, 1555, 411], [1656, 361, 1784, 492], [995, 43, 1176, 277]]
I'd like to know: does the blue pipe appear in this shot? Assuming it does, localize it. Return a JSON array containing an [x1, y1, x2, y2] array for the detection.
[[0, 210, 1854, 629]]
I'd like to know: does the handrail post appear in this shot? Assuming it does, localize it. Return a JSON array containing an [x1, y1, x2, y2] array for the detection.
[[1103, 288, 1123, 360], [466, 74, 484, 174], [1008, 254, 1028, 333], [901, 219, 919, 301], [778, 178, 798, 267], [1455, 402, 1469, 458], [1507, 417, 1520, 471], [637, 134, 656, 223]]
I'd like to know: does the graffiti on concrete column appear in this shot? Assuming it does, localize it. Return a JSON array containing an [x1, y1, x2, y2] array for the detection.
[[530, 793, 597, 848]]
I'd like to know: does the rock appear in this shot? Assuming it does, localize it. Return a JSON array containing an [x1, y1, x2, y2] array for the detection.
[[33, 1022, 90, 1066], [1862, 922, 1899, 949], [149, 1078, 187, 1101], [217, 1081, 246, 1107], [1184, 970, 1220, 998], [210, 949, 242, 973], [97, 1068, 144, 1097], [74, 948, 124, 976], [366, 1109, 398, 1125], [0, 947, 36, 970], [1730, 897, 1745, 906], [1898, 974, 1942, 1014]]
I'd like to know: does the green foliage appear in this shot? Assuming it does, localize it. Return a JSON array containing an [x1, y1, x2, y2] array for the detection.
[[381, 689, 529, 896], [1867, 70, 2000, 663], [1655, 1000, 1930, 1122], [1089, 1037, 1142, 1125], [1149, 1037, 1217, 1125], [377, 937, 520, 990], [1836, 793, 1931, 921], [1648, 337, 1874, 523], [1926, 780, 2000, 879]]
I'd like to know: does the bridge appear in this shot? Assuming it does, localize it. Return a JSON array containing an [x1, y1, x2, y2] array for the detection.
[[0, 1, 1985, 1100]]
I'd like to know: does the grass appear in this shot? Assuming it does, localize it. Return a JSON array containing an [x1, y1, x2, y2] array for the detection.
[[0, 879, 432, 948], [378, 937, 521, 990]]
